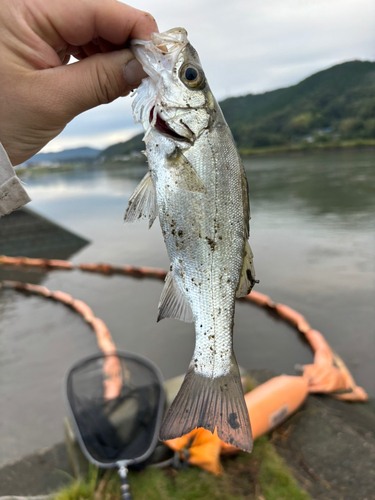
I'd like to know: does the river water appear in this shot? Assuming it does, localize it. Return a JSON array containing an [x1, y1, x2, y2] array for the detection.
[[0, 150, 374, 466]]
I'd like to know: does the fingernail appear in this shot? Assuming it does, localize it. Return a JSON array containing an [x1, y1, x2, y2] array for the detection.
[[124, 58, 147, 87]]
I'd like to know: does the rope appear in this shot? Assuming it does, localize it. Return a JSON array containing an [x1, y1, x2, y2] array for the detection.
[[0, 255, 308, 333], [0, 255, 367, 400]]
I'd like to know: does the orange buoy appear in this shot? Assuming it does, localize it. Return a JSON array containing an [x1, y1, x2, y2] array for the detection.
[[221, 375, 309, 455]]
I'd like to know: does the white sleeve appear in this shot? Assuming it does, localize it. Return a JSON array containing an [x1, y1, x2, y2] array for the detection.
[[0, 142, 31, 217]]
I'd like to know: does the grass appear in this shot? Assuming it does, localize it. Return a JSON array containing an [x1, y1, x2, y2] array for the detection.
[[53, 437, 312, 500]]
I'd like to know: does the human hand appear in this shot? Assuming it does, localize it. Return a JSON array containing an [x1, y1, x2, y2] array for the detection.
[[0, 0, 157, 165]]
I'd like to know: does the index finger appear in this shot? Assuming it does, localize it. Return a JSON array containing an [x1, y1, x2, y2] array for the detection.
[[35, 0, 158, 49]]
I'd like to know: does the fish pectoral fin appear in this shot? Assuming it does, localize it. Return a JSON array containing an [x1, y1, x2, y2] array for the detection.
[[236, 241, 257, 298], [124, 171, 158, 229], [168, 151, 206, 194], [157, 271, 194, 323], [159, 356, 253, 453]]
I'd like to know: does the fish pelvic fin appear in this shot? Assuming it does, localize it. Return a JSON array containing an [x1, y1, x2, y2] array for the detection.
[[236, 240, 257, 298], [159, 358, 253, 453], [157, 271, 194, 323], [124, 171, 158, 229]]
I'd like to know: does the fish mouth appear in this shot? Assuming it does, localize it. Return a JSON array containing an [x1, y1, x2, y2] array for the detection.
[[150, 107, 194, 142]]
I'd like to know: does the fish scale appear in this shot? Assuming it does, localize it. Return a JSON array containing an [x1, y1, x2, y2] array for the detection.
[[124, 28, 257, 452]]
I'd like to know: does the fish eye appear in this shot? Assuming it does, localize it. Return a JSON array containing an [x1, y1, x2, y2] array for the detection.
[[185, 67, 198, 81], [180, 64, 205, 90]]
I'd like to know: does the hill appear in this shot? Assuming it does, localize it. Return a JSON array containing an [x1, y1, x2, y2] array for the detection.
[[98, 134, 144, 160], [27, 147, 101, 163], [100, 60, 375, 158], [220, 60, 375, 150]]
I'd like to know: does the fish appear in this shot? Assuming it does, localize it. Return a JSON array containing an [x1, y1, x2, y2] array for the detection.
[[124, 28, 257, 452]]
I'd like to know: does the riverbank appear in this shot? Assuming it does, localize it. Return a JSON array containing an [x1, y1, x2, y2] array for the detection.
[[1, 369, 373, 499], [0, 436, 312, 500], [239, 138, 375, 157], [14, 139, 375, 179]]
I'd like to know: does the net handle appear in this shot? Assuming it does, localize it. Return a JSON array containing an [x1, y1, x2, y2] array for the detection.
[[118, 465, 132, 500]]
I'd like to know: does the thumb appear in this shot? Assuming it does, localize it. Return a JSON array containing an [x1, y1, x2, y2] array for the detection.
[[51, 48, 147, 119]]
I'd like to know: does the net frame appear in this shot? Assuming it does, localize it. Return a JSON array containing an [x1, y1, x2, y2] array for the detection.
[[64, 351, 165, 469]]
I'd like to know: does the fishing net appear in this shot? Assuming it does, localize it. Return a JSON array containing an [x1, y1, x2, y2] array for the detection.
[[66, 353, 163, 463]]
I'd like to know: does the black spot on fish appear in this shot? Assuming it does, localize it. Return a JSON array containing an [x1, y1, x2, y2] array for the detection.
[[246, 269, 252, 281], [178, 230, 183, 237], [228, 413, 240, 430], [205, 237, 216, 251]]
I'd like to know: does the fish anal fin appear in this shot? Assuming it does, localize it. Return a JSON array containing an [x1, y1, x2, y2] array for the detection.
[[236, 241, 257, 298], [157, 271, 194, 323], [168, 150, 206, 194], [159, 357, 253, 453], [124, 171, 158, 228]]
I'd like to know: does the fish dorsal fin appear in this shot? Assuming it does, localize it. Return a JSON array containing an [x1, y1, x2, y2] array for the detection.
[[157, 271, 194, 323], [168, 151, 206, 194], [236, 241, 257, 298], [124, 172, 158, 229]]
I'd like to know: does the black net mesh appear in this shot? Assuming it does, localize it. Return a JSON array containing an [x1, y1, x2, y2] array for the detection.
[[66, 353, 163, 464]]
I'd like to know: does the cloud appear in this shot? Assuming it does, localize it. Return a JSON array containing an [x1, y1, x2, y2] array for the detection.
[[43, 0, 374, 152]]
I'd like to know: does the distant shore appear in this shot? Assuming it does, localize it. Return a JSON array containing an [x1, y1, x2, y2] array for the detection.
[[15, 139, 375, 177], [239, 139, 375, 157]]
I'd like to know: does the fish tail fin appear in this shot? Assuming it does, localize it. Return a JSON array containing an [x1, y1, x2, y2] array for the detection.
[[159, 358, 253, 452]]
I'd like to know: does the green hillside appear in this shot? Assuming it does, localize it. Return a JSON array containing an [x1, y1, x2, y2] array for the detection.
[[99, 133, 144, 160], [221, 60, 375, 150], [101, 60, 375, 159]]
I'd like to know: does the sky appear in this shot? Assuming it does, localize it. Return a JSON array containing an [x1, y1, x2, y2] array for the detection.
[[43, 0, 375, 153]]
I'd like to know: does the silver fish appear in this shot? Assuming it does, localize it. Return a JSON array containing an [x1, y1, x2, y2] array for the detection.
[[125, 28, 257, 452]]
